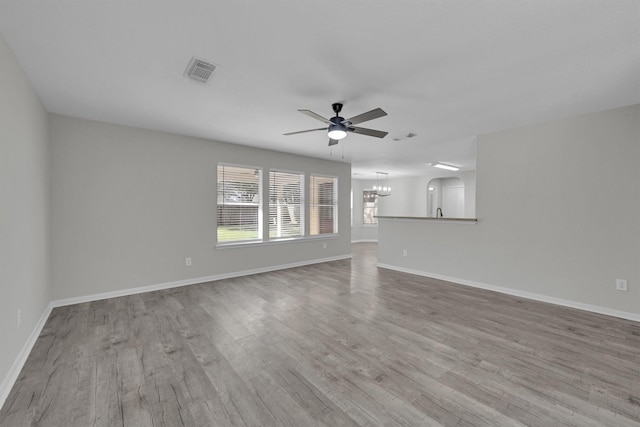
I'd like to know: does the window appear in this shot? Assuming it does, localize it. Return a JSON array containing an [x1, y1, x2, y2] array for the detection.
[[310, 175, 337, 235], [363, 190, 378, 225], [217, 166, 339, 245], [217, 164, 262, 243], [269, 170, 304, 239]]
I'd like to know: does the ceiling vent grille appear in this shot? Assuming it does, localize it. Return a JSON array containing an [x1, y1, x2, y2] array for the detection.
[[184, 57, 216, 83]]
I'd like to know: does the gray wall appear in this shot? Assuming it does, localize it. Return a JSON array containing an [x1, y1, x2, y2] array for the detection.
[[50, 115, 352, 300], [378, 105, 640, 316], [0, 35, 51, 393]]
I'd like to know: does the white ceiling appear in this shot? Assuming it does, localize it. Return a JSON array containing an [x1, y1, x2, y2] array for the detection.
[[1, 1, 638, 178]]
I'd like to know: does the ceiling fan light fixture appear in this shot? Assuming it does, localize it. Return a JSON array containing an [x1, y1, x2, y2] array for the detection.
[[284, 103, 387, 146], [327, 123, 347, 140]]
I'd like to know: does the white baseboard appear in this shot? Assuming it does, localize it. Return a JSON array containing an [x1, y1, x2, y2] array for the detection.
[[0, 301, 53, 410], [351, 239, 378, 243], [1, 254, 352, 409], [376, 263, 640, 322], [51, 254, 352, 308]]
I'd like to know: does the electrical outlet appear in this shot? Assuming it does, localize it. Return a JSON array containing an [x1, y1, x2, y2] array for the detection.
[[17, 309, 21, 328], [323, 243, 327, 249], [185, 257, 192, 266], [403, 249, 408, 257], [616, 279, 628, 291]]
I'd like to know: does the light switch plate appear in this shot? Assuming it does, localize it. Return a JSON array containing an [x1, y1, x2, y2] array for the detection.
[[616, 279, 628, 291]]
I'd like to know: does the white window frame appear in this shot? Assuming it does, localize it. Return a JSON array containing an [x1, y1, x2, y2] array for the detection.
[[269, 169, 305, 240], [309, 174, 338, 236], [363, 189, 378, 225], [216, 163, 263, 244]]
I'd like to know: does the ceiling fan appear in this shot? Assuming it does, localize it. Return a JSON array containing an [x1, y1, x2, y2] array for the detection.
[[284, 103, 388, 146]]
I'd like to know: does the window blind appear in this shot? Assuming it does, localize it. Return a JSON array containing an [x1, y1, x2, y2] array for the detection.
[[309, 175, 337, 235], [269, 171, 304, 239], [217, 165, 262, 243]]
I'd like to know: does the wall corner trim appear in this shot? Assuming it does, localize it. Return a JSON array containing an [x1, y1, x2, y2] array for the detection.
[[376, 263, 640, 322], [0, 302, 54, 410]]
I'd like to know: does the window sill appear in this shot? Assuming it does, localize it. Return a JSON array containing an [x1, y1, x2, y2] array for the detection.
[[216, 234, 340, 249]]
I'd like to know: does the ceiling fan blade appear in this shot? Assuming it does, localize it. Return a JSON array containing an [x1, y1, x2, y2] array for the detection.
[[347, 108, 387, 125], [283, 127, 326, 136], [328, 139, 339, 146], [349, 126, 388, 138], [298, 109, 332, 124]]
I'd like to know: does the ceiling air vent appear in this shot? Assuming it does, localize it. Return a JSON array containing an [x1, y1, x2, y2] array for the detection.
[[184, 57, 216, 83]]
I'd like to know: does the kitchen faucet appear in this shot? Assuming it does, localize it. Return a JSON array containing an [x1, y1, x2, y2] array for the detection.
[[436, 207, 443, 217]]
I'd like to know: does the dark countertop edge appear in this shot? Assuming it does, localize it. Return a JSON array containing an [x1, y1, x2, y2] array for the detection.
[[375, 216, 478, 222]]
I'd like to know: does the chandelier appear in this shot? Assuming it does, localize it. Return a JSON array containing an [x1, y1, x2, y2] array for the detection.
[[373, 172, 392, 197]]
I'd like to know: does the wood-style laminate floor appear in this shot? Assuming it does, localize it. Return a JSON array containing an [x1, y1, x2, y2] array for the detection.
[[2, 243, 639, 426]]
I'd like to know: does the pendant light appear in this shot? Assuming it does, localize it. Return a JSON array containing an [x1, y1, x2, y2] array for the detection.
[[373, 172, 391, 197]]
